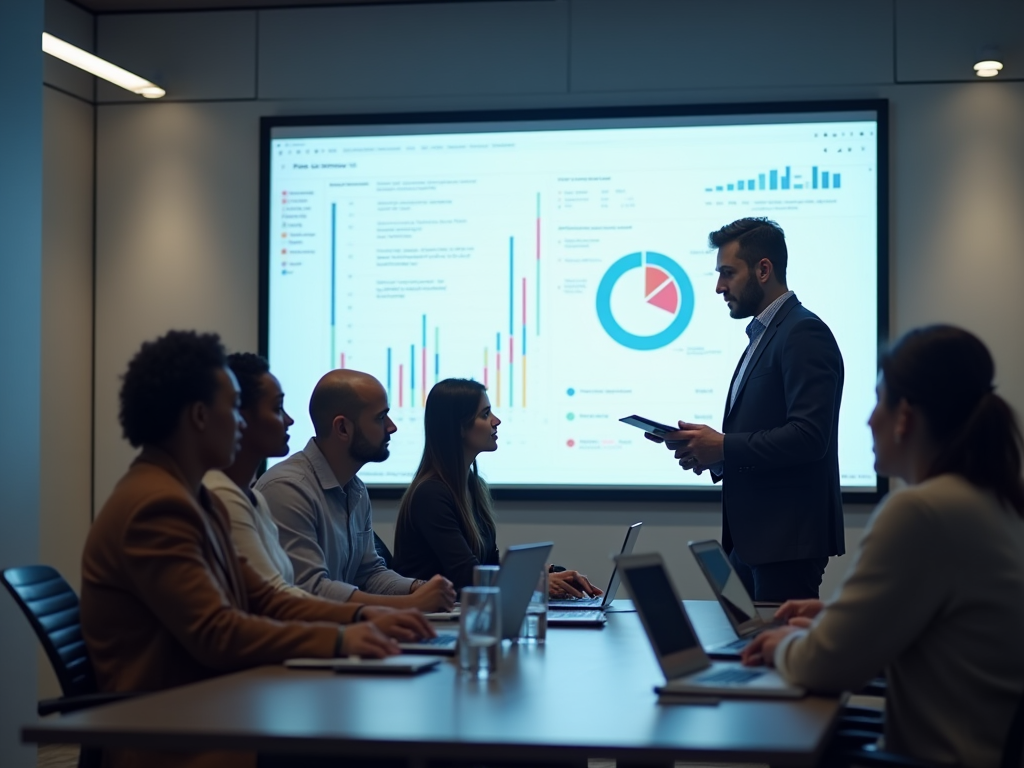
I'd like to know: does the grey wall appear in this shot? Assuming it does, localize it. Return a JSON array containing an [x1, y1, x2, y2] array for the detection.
[[75, 0, 1024, 603], [0, 0, 43, 765], [37, 0, 98, 703]]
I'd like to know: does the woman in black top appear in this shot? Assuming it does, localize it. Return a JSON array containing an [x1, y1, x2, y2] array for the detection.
[[393, 378, 602, 597]]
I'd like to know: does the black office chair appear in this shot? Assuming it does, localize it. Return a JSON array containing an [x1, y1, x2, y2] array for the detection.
[[838, 685, 1024, 768], [373, 531, 395, 569], [2, 565, 134, 768]]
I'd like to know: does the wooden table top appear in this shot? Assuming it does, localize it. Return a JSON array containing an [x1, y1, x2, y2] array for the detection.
[[23, 601, 841, 765]]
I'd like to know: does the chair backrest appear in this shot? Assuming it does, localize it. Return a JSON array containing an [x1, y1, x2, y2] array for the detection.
[[1, 565, 97, 698], [373, 531, 394, 570], [1001, 687, 1024, 768]]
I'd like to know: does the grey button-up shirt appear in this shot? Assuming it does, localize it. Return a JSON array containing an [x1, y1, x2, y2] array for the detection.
[[255, 438, 414, 601]]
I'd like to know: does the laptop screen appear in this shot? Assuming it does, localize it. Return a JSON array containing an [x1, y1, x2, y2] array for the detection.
[[692, 544, 759, 626], [625, 564, 699, 656]]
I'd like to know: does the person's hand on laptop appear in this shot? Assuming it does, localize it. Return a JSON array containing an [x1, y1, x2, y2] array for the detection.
[[361, 607, 437, 641], [739, 625, 801, 668], [408, 574, 457, 611], [774, 598, 824, 627], [339, 622, 401, 658], [548, 570, 603, 598]]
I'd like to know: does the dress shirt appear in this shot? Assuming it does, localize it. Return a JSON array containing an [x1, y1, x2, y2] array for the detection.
[[203, 469, 308, 600], [728, 289, 795, 412], [773, 474, 1024, 768], [255, 438, 415, 601]]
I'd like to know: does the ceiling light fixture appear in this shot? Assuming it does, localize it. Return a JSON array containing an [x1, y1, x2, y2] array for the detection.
[[42, 32, 165, 98], [974, 46, 1004, 78]]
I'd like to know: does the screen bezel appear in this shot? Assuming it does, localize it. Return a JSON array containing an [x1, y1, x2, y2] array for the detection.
[[259, 99, 889, 504], [688, 539, 764, 636]]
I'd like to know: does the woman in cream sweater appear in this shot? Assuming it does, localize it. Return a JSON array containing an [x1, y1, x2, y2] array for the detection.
[[742, 325, 1024, 768]]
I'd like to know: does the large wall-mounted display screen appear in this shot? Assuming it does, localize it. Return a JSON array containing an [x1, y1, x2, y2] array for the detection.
[[261, 102, 887, 497]]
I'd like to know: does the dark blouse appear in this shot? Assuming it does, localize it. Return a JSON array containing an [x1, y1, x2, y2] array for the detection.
[[393, 479, 499, 592]]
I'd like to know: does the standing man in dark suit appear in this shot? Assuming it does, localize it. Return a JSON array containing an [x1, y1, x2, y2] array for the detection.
[[662, 218, 845, 601]]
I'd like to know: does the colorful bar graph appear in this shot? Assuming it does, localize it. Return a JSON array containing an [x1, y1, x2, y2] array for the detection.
[[496, 333, 502, 407], [521, 277, 527, 408], [330, 203, 336, 368], [483, 347, 489, 388], [508, 237, 514, 409], [421, 315, 427, 408]]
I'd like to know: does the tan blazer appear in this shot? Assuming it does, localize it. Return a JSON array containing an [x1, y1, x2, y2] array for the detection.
[[81, 448, 360, 768]]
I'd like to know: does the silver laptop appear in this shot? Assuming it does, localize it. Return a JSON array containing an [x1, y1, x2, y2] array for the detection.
[[285, 656, 442, 674], [615, 552, 804, 698], [402, 541, 554, 652], [688, 539, 784, 658], [548, 522, 643, 627]]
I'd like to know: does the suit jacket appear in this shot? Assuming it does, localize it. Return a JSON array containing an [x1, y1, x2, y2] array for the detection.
[[714, 295, 846, 565], [81, 448, 360, 768]]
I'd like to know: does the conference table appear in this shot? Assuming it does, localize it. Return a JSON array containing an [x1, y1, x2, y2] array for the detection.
[[22, 601, 844, 766]]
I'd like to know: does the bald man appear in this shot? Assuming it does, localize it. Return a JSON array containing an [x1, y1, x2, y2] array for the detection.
[[256, 370, 456, 611]]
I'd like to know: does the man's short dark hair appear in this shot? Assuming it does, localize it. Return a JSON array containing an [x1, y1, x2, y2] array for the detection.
[[708, 217, 788, 284], [119, 330, 227, 448], [227, 352, 270, 412]]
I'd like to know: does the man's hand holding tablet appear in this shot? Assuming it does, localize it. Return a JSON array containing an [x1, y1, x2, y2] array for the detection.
[[620, 415, 724, 476]]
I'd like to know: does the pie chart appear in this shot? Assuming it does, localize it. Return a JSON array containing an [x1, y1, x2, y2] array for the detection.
[[595, 251, 695, 350]]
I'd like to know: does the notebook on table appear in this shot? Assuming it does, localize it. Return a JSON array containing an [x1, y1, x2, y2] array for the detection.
[[615, 552, 804, 699]]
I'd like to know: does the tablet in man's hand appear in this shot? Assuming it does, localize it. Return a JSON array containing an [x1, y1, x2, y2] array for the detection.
[[619, 415, 677, 436]]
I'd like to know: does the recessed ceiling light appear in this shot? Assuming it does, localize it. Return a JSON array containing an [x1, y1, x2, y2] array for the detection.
[[42, 33, 165, 99], [974, 47, 1004, 78]]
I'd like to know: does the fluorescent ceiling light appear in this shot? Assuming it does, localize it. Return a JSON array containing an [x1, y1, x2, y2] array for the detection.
[[974, 59, 1004, 77], [42, 32, 165, 98]]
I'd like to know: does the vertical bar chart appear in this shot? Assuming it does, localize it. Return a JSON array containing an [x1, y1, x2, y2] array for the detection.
[[330, 202, 337, 369], [409, 344, 415, 409], [496, 332, 502, 407], [386, 347, 392, 404], [508, 237, 514, 409], [705, 165, 848, 194], [421, 315, 427, 408], [521, 277, 527, 408]]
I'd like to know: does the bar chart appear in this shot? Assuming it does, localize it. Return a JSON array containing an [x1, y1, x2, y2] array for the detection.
[[704, 165, 843, 193]]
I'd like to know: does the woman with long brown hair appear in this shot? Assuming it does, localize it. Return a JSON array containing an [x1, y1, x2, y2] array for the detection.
[[394, 378, 600, 597]]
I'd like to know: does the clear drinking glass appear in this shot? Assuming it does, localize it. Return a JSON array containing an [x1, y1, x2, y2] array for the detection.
[[458, 586, 502, 678], [473, 565, 500, 587], [519, 567, 548, 643]]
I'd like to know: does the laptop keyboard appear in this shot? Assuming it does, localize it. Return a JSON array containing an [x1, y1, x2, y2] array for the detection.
[[415, 635, 458, 646], [694, 668, 764, 685], [548, 610, 605, 621], [549, 596, 603, 608]]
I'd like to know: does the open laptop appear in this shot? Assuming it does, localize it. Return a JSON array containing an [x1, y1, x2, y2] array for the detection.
[[688, 539, 784, 658], [548, 522, 643, 627], [615, 552, 804, 698], [401, 541, 554, 653]]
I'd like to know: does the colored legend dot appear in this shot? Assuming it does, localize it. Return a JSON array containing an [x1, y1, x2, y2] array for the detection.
[[567, 388, 576, 396], [566, 413, 575, 421], [566, 439, 575, 447]]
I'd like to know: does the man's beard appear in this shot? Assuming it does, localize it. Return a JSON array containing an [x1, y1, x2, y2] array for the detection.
[[351, 429, 390, 463], [730, 273, 765, 319]]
